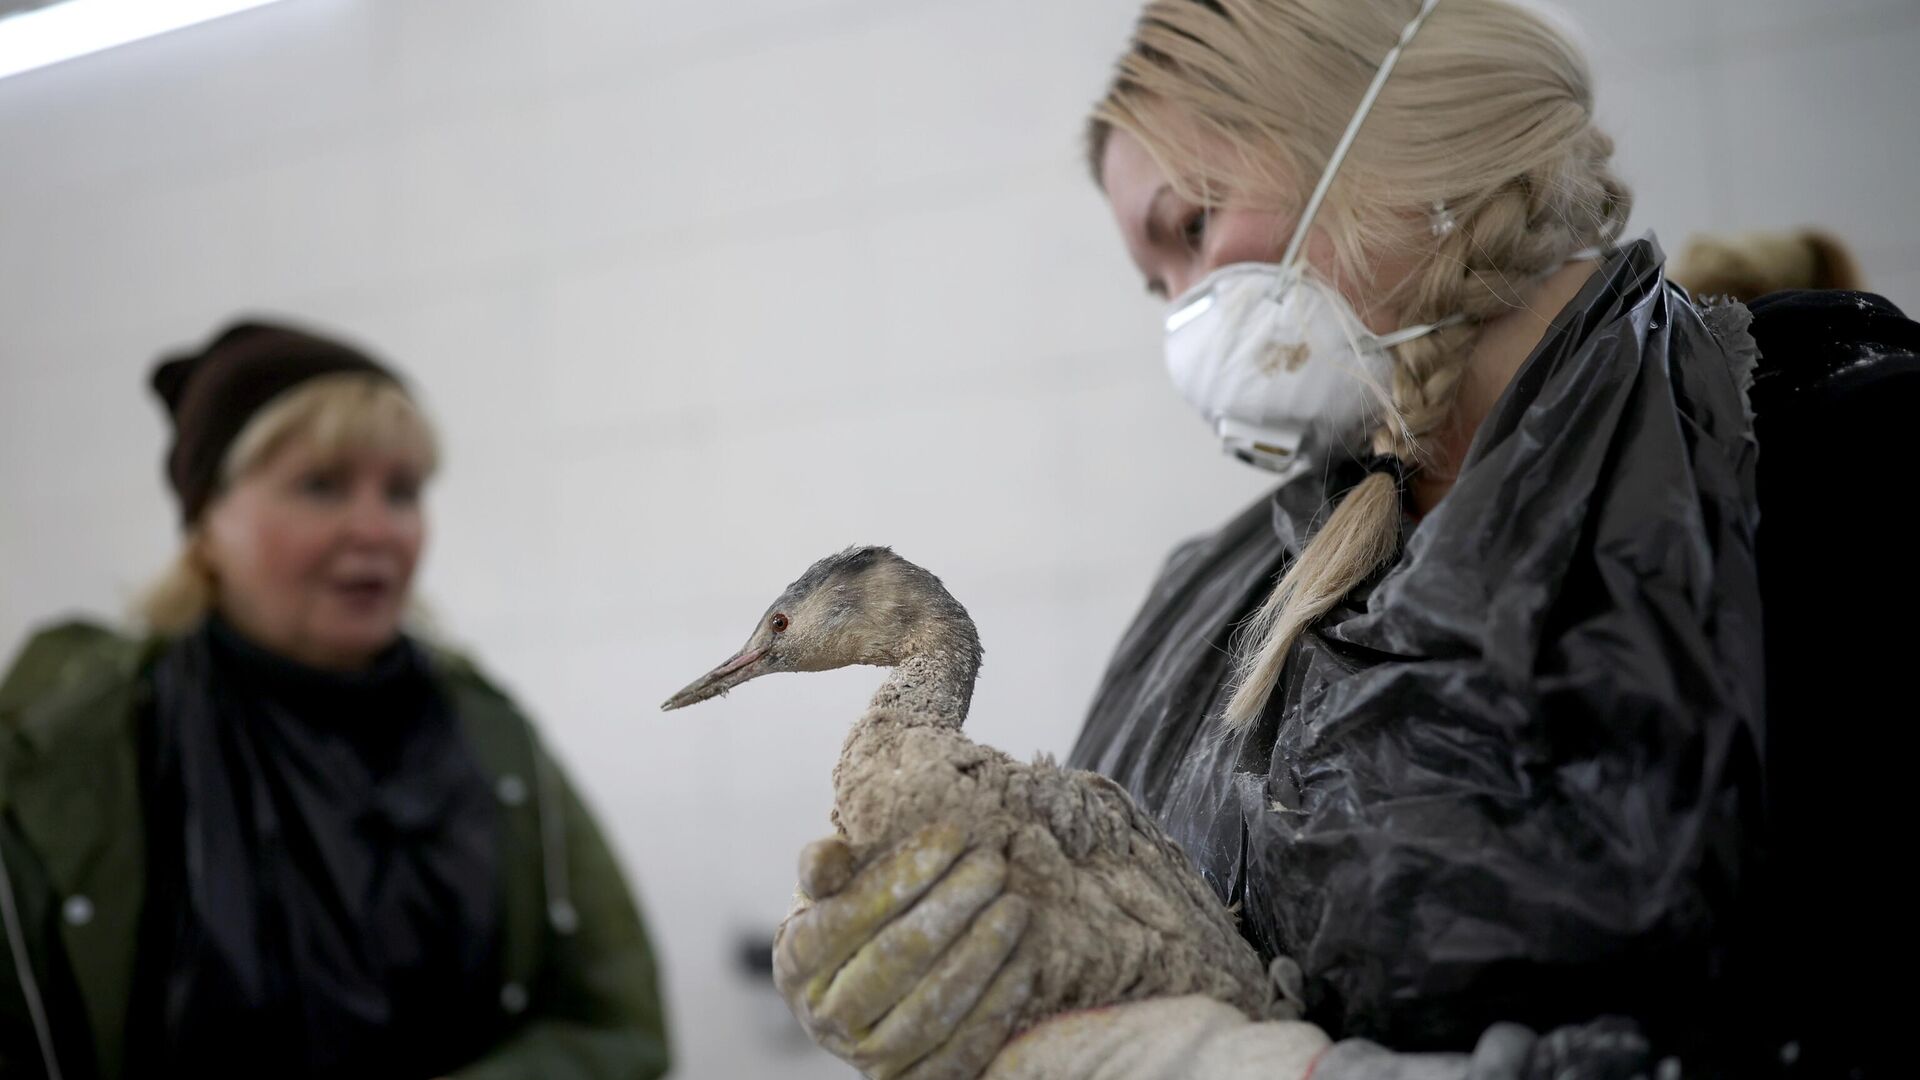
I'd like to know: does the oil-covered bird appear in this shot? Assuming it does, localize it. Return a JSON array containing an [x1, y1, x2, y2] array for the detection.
[[661, 546, 1275, 1047]]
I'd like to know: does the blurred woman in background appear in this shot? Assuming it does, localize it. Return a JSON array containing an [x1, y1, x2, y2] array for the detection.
[[0, 321, 669, 1080]]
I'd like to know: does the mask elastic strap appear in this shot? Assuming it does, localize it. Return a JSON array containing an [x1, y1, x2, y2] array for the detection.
[[1374, 242, 1612, 347], [1374, 313, 1463, 348], [1373, 243, 1609, 348], [1278, 0, 1445, 273]]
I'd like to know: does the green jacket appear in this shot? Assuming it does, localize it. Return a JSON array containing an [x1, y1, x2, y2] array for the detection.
[[0, 621, 670, 1080]]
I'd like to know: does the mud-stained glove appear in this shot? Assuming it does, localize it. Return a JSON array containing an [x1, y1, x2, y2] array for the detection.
[[983, 995, 1330, 1080], [773, 823, 1037, 1080], [984, 1002, 1655, 1080]]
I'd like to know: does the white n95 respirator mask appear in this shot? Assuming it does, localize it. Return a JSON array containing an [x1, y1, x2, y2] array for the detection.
[[1163, 0, 1450, 477], [1164, 261, 1444, 475]]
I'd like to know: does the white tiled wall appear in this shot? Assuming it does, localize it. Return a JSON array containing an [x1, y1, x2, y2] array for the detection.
[[2, 1, 1915, 1076]]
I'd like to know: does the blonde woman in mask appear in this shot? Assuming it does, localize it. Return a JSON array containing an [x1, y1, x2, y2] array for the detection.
[[761, 1, 1917, 1079]]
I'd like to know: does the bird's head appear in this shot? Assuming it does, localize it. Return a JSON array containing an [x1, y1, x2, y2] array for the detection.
[[661, 546, 977, 711]]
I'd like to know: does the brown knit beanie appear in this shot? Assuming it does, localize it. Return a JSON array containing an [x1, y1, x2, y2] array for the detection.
[[150, 320, 401, 524]]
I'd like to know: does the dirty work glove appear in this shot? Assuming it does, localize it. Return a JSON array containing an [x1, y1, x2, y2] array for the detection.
[[985, 1003, 1655, 1080], [984, 995, 1330, 1080], [773, 823, 1036, 1079]]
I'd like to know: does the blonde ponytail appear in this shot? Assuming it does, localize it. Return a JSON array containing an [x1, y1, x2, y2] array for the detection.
[[1224, 469, 1404, 727]]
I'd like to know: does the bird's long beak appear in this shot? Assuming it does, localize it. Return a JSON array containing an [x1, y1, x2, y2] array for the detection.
[[661, 645, 772, 711]]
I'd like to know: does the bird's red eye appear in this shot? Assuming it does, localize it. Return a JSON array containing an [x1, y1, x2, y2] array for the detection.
[[770, 614, 789, 633]]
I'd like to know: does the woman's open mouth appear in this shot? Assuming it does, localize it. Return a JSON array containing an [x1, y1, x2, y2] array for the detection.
[[331, 575, 396, 607]]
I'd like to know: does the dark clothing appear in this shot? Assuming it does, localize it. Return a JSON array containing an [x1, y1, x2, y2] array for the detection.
[[1073, 242, 1912, 1076], [127, 618, 499, 1078], [1745, 289, 1918, 1079], [0, 622, 670, 1080]]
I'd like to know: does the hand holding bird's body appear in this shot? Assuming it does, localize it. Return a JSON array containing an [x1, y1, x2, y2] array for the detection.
[[664, 548, 1276, 1078]]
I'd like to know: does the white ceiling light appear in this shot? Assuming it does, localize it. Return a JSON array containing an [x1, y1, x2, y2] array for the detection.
[[0, 0, 291, 81]]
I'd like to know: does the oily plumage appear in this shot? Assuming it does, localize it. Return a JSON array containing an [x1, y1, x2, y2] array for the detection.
[[664, 547, 1274, 1042]]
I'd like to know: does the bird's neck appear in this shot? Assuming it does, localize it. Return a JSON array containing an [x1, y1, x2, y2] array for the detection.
[[864, 623, 981, 728]]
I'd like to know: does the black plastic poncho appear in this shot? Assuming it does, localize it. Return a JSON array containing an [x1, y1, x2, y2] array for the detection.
[[1070, 240, 1766, 1061]]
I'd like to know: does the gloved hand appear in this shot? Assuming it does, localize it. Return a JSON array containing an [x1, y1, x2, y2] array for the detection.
[[982, 995, 1330, 1080], [772, 823, 1037, 1079], [984, 1004, 1655, 1080]]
